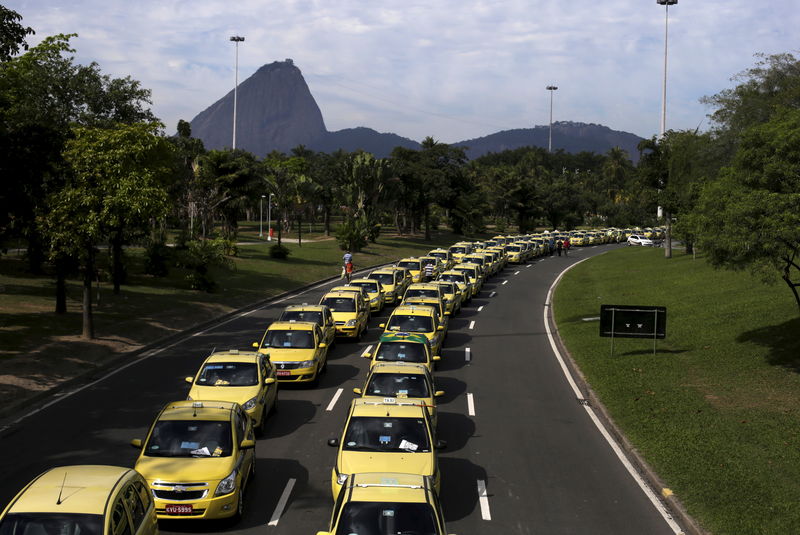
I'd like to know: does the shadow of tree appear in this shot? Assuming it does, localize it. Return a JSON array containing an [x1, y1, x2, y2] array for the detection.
[[736, 317, 800, 372]]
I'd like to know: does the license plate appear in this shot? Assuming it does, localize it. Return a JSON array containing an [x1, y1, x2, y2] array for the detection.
[[165, 504, 193, 515], [276, 370, 291, 376]]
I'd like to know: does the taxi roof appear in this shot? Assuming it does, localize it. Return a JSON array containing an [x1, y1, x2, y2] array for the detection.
[[349, 278, 380, 285], [350, 399, 428, 418], [320, 291, 359, 300], [9, 465, 133, 514], [391, 304, 436, 316], [439, 270, 467, 278], [267, 320, 317, 331], [283, 303, 328, 311], [406, 282, 442, 290], [330, 285, 365, 293], [345, 473, 431, 504], [159, 400, 236, 421], [378, 332, 430, 345], [205, 350, 260, 364], [370, 362, 430, 375]]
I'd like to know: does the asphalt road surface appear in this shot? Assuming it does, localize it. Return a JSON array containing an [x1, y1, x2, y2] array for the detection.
[[0, 244, 681, 534]]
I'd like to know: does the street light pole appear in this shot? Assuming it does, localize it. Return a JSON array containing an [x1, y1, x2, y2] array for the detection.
[[229, 35, 245, 149], [259, 195, 265, 238], [546, 85, 558, 153], [267, 193, 274, 242], [657, 0, 677, 137]]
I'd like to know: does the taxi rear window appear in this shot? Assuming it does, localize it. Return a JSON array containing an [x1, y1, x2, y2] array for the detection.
[[375, 342, 427, 363], [387, 315, 433, 333]]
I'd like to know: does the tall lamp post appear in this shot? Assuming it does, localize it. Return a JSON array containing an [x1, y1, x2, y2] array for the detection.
[[546, 85, 558, 153], [229, 35, 245, 149], [259, 195, 265, 238], [657, 0, 677, 258], [267, 193, 275, 241]]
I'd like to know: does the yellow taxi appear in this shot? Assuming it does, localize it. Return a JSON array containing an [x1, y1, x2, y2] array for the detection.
[[278, 304, 336, 348], [419, 256, 445, 280], [431, 280, 463, 315], [131, 401, 255, 521], [384, 266, 413, 299], [254, 321, 328, 384], [427, 248, 454, 270], [448, 242, 472, 263], [396, 258, 424, 283], [486, 246, 508, 269], [402, 282, 444, 303], [402, 296, 449, 334], [315, 473, 452, 535], [363, 332, 440, 372], [185, 350, 277, 435], [354, 362, 444, 428], [438, 270, 473, 304], [327, 399, 444, 499], [462, 253, 490, 277], [380, 304, 445, 356], [329, 285, 372, 320], [367, 269, 404, 305], [0, 465, 157, 535], [505, 243, 525, 264], [452, 263, 483, 296], [347, 277, 385, 312], [319, 291, 369, 339]]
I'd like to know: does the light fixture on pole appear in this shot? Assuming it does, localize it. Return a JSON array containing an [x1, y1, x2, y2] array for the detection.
[[546, 85, 558, 153], [259, 195, 265, 238], [229, 35, 245, 149], [267, 193, 275, 242], [657, 0, 676, 137]]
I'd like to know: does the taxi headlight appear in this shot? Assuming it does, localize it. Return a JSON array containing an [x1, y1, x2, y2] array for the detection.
[[186, 395, 193, 401], [299, 360, 315, 368], [336, 473, 348, 486], [242, 397, 257, 411], [215, 469, 237, 496], [346, 319, 357, 327]]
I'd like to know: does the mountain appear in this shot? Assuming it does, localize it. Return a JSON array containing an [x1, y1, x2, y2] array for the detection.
[[189, 60, 643, 161]]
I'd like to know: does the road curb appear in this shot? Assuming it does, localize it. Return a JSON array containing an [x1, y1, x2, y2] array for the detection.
[[0, 261, 390, 427], [547, 278, 707, 535]]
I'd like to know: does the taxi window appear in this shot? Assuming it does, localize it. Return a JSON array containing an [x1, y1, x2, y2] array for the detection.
[[335, 502, 437, 535], [375, 342, 426, 363], [342, 416, 430, 452], [145, 420, 232, 457], [134, 480, 152, 511], [405, 289, 439, 299], [351, 281, 379, 292], [386, 315, 433, 333], [123, 484, 146, 530], [320, 297, 356, 312], [197, 362, 258, 386], [369, 273, 394, 285], [111, 500, 131, 535], [280, 309, 323, 326], [263, 329, 314, 349], [0, 514, 102, 535], [398, 261, 420, 270], [366, 373, 430, 398], [234, 410, 246, 443]]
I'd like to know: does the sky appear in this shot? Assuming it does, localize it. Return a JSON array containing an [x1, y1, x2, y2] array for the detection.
[[6, 0, 799, 143]]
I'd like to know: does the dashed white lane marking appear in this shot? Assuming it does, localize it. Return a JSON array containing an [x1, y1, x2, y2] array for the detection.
[[326, 388, 344, 411], [361, 345, 373, 358], [544, 260, 683, 534], [489, 291, 497, 297], [239, 310, 255, 317], [514, 271, 520, 275], [469, 321, 476, 330], [526, 264, 532, 268], [465, 347, 471, 362], [191, 330, 207, 337], [477, 479, 492, 520], [467, 393, 476, 416], [502, 280, 508, 285], [267, 478, 296, 526], [477, 305, 484, 312]]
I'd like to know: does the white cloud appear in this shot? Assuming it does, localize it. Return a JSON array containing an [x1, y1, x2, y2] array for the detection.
[[6, 0, 800, 142]]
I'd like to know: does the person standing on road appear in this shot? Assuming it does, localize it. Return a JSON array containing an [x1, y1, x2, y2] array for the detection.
[[549, 236, 555, 256], [343, 250, 353, 265], [556, 239, 563, 257], [344, 260, 354, 283], [563, 237, 570, 257], [423, 261, 435, 282]]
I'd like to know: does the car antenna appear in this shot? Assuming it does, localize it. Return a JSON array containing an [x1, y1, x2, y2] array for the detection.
[[56, 472, 67, 504], [208, 346, 216, 357]]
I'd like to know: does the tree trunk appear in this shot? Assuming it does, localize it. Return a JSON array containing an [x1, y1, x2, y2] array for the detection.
[[324, 207, 331, 237], [394, 209, 401, 235], [297, 213, 302, 247], [685, 239, 694, 255], [55, 258, 67, 314], [111, 232, 123, 294], [82, 248, 95, 339], [664, 213, 672, 259], [424, 206, 431, 241]]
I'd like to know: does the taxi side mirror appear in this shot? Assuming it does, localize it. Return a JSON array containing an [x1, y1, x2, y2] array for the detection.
[[362, 352, 372, 359], [433, 356, 441, 361], [434, 390, 445, 397], [437, 325, 445, 331], [379, 323, 385, 328], [264, 378, 276, 385], [130, 439, 143, 449], [184, 377, 193, 384], [239, 439, 255, 450], [319, 342, 327, 349], [444, 311, 450, 316], [252, 342, 259, 349], [327, 438, 339, 447], [353, 387, 362, 395]]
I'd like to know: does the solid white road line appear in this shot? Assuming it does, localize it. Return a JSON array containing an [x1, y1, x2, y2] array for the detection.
[[465, 347, 471, 362], [502, 280, 508, 285], [267, 478, 296, 526], [477, 479, 492, 521], [514, 270, 520, 275], [469, 321, 476, 330], [361, 344, 373, 358], [326, 388, 344, 411], [489, 291, 497, 297], [544, 260, 684, 535], [477, 305, 484, 312], [467, 393, 476, 416]]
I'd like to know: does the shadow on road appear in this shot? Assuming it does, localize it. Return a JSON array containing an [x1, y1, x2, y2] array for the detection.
[[439, 457, 488, 522], [436, 411, 476, 453]]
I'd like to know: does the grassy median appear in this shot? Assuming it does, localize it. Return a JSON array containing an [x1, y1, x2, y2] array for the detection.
[[0, 231, 461, 407], [553, 247, 800, 535]]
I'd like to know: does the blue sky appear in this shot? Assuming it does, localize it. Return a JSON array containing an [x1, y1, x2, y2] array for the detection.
[[6, 0, 799, 143]]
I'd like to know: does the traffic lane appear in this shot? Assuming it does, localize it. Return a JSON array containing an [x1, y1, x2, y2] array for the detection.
[[450, 246, 674, 534]]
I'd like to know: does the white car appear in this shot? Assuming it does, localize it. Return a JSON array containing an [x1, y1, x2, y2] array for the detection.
[[627, 234, 654, 246]]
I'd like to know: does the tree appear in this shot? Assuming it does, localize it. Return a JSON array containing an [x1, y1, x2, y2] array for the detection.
[[41, 123, 171, 338], [0, 5, 34, 62], [692, 108, 800, 311]]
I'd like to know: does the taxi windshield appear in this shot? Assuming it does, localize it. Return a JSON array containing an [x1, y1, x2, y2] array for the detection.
[[343, 417, 430, 452], [321, 297, 356, 312], [440, 274, 465, 284], [335, 502, 437, 535], [430, 252, 448, 260], [197, 362, 257, 386], [387, 315, 433, 333], [449, 246, 466, 254], [263, 329, 315, 349], [398, 261, 421, 270], [0, 513, 103, 535], [369, 273, 394, 286], [145, 420, 232, 457], [405, 289, 440, 299], [351, 281, 379, 292], [375, 342, 427, 363], [506, 246, 521, 252], [436, 283, 456, 294], [366, 373, 430, 398], [279, 310, 323, 326], [453, 268, 474, 278]]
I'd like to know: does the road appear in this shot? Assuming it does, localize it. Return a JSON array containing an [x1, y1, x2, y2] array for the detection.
[[0, 244, 680, 534]]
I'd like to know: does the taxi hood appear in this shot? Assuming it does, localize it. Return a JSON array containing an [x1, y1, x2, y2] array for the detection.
[[136, 455, 236, 483], [188, 384, 260, 405], [266, 347, 316, 361], [339, 451, 434, 478], [331, 310, 357, 322]]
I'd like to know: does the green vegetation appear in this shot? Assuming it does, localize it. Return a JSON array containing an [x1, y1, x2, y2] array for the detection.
[[554, 247, 800, 534]]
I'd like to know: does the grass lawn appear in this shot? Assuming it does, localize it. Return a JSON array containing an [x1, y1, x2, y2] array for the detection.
[[0, 230, 465, 406], [553, 247, 800, 535]]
